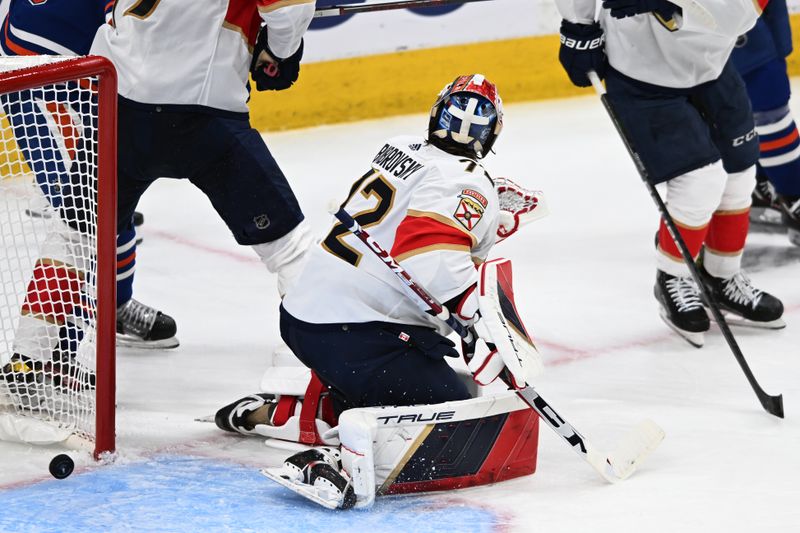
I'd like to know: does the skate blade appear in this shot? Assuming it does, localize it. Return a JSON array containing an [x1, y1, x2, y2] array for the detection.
[[658, 310, 705, 348], [24, 208, 53, 219], [261, 467, 342, 509], [116, 333, 180, 349], [709, 310, 787, 330], [749, 206, 784, 227], [789, 229, 800, 247]]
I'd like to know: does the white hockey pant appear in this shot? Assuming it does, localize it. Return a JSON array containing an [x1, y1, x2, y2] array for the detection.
[[251, 220, 314, 297]]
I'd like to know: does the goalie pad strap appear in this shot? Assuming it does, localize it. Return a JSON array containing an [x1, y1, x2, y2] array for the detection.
[[299, 372, 326, 445], [254, 371, 337, 446], [271, 396, 298, 427]]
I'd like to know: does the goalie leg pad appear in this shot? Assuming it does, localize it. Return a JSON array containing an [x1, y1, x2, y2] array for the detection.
[[470, 258, 544, 387], [265, 392, 540, 509]]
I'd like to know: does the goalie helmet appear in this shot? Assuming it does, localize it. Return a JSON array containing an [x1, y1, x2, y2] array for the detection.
[[428, 74, 503, 159]]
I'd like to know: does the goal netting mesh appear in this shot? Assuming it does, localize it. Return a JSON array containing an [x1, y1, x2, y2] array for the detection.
[[0, 56, 115, 455]]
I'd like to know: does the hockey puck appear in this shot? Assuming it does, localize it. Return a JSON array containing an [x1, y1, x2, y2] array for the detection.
[[49, 454, 74, 479]]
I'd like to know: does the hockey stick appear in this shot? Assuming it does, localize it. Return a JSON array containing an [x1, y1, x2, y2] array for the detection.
[[314, 0, 717, 30], [314, 0, 491, 18], [329, 203, 665, 482], [587, 70, 784, 418]]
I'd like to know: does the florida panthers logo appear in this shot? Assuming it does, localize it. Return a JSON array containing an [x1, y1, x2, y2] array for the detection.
[[454, 189, 487, 231], [29, 0, 49, 5]]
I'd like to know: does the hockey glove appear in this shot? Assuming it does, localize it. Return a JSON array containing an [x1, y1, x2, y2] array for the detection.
[[250, 27, 303, 91], [558, 21, 606, 88], [603, 0, 681, 20], [495, 177, 549, 243]]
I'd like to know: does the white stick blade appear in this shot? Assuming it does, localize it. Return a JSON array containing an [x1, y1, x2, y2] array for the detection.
[[607, 419, 665, 480]]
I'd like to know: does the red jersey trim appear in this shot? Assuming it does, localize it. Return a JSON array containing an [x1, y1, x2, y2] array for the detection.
[[392, 214, 474, 262]]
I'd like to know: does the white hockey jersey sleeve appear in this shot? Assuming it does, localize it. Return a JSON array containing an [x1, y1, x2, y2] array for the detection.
[[555, 0, 763, 36], [677, 1, 764, 37], [259, 0, 315, 59], [554, 0, 762, 87], [92, 0, 314, 112], [390, 163, 499, 306], [554, 0, 597, 24]]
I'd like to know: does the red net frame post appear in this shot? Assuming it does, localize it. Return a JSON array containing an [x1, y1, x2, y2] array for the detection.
[[0, 56, 117, 459]]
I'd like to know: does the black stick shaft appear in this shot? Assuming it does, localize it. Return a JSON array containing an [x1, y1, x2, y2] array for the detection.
[[587, 71, 783, 418], [331, 206, 472, 340], [314, 0, 491, 18]]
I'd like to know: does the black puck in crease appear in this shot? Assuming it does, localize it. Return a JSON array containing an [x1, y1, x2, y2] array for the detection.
[[49, 454, 74, 479]]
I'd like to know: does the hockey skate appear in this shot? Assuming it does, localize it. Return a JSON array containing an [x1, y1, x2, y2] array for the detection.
[[750, 176, 784, 228], [700, 267, 785, 329], [116, 298, 179, 349], [654, 270, 709, 348], [261, 447, 356, 510], [778, 194, 800, 247], [215, 393, 276, 436], [2, 353, 95, 413]]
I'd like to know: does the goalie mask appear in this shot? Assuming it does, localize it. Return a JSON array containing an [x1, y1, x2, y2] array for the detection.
[[428, 74, 503, 159]]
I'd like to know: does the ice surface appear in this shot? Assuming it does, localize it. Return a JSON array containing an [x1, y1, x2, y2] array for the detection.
[[1, 92, 799, 532]]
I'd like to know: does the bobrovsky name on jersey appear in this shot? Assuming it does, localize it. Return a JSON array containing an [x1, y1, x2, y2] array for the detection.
[[372, 143, 424, 181]]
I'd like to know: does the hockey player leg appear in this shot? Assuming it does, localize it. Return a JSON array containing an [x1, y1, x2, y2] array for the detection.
[[263, 391, 539, 509], [703, 166, 785, 329], [780, 195, 800, 246], [215, 371, 338, 445], [4, 231, 96, 405], [750, 169, 783, 226], [251, 220, 314, 297], [115, 223, 179, 349], [654, 163, 727, 347], [741, 55, 800, 242]]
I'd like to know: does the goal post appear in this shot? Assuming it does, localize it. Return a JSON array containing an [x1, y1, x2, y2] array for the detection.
[[0, 56, 117, 459]]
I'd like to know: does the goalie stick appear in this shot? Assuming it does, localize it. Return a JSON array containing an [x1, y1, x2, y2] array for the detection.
[[587, 70, 784, 418], [329, 203, 665, 483]]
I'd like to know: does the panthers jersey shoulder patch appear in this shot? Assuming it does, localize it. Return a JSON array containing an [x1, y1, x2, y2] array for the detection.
[[454, 189, 487, 231]]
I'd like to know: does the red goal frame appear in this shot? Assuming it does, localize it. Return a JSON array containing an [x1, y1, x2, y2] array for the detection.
[[0, 56, 117, 458]]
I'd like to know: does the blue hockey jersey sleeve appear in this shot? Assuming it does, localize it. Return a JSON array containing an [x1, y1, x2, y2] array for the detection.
[[0, 0, 110, 56]]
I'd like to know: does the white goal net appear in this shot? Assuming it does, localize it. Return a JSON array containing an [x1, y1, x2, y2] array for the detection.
[[0, 56, 116, 456]]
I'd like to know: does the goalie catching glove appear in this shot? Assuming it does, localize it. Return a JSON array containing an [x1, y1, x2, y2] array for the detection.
[[494, 177, 549, 243], [452, 258, 544, 388]]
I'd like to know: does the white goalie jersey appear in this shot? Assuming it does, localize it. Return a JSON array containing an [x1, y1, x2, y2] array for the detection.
[[91, 0, 315, 112], [282, 135, 500, 330], [555, 0, 763, 88]]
